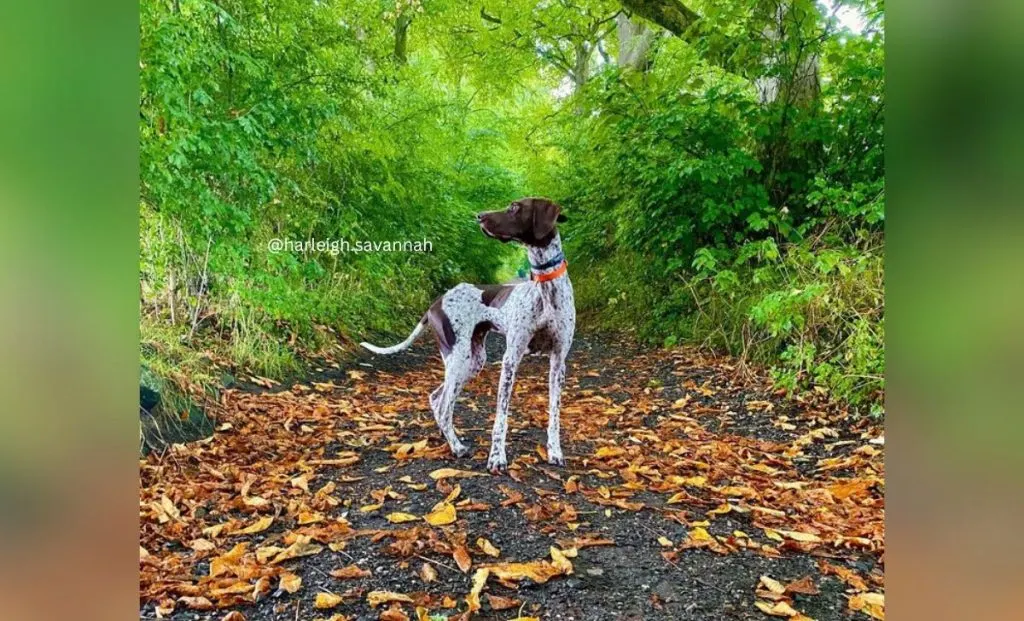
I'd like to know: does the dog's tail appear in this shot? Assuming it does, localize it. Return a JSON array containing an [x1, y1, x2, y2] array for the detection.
[[360, 316, 428, 355]]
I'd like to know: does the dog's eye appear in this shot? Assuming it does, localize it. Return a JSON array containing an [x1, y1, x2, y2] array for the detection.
[[509, 203, 520, 214]]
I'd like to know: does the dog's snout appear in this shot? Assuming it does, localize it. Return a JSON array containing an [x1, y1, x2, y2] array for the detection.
[[476, 213, 484, 223]]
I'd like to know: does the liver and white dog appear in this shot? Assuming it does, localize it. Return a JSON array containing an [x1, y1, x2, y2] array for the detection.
[[361, 197, 575, 473]]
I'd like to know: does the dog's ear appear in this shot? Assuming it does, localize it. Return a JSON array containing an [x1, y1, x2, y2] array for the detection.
[[532, 199, 562, 240]]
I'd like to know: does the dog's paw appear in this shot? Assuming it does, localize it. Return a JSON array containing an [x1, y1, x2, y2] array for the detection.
[[452, 443, 471, 459], [487, 455, 507, 474], [547, 453, 565, 467]]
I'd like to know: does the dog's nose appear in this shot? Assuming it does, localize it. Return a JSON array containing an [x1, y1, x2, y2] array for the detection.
[[476, 214, 484, 222]]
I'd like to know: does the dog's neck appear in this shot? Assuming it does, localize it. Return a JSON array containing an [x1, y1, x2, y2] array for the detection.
[[527, 233, 567, 281]]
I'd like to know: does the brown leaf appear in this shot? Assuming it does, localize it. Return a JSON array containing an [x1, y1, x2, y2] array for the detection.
[[177, 596, 213, 611], [419, 562, 438, 583], [486, 594, 520, 610], [452, 545, 472, 573], [429, 468, 485, 480], [784, 576, 819, 595], [367, 591, 414, 608], [330, 564, 371, 580]]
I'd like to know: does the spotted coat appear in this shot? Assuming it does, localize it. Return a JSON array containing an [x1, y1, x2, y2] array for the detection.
[[361, 231, 575, 472]]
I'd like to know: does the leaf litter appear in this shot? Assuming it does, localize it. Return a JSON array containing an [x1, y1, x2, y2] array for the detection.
[[140, 333, 883, 620]]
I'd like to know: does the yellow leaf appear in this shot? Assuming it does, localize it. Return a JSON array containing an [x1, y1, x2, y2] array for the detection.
[[688, 527, 713, 542], [367, 591, 414, 608], [278, 572, 302, 594], [359, 503, 382, 513], [466, 568, 490, 613], [428, 468, 485, 480], [445, 484, 462, 504], [314, 592, 343, 609], [255, 545, 284, 563], [759, 575, 786, 595], [476, 537, 501, 557], [235, 516, 274, 535], [776, 529, 822, 543], [298, 510, 325, 525], [424, 502, 457, 526], [386, 512, 420, 524], [657, 536, 674, 548], [290, 475, 310, 493], [550, 547, 573, 574], [755, 600, 800, 617], [594, 446, 626, 458], [848, 592, 884, 620], [485, 560, 564, 584], [271, 538, 323, 564]]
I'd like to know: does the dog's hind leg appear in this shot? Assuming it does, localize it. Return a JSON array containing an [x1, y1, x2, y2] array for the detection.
[[435, 342, 474, 458]]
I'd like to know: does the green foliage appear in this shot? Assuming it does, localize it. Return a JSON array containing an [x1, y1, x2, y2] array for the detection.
[[527, 0, 885, 409], [140, 0, 522, 373], [139, 0, 885, 410]]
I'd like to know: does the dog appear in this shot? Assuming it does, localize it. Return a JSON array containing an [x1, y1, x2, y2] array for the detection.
[[360, 197, 575, 473]]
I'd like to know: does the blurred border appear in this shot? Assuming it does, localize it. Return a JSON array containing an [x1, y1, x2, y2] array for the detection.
[[888, 0, 1024, 618], [0, 0, 139, 619]]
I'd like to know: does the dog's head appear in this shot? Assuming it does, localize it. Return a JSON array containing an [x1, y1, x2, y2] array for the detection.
[[476, 197, 567, 247]]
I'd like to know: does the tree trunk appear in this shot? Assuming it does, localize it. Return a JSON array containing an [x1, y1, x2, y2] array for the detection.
[[619, 0, 699, 37], [616, 13, 656, 71], [571, 41, 592, 88], [394, 13, 412, 64]]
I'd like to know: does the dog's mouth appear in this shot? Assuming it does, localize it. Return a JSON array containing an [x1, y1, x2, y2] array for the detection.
[[479, 221, 514, 243]]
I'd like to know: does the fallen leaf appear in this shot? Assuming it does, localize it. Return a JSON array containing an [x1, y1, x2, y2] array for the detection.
[[221, 612, 246, 621], [848, 592, 884, 620], [550, 547, 573, 574], [420, 562, 437, 583], [386, 512, 420, 524], [367, 591, 414, 607], [424, 502, 457, 526], [476, 537, 501, 557], [486, 594, 520, 610], [278, 572, 302, 593], [330, 564, 371, 580], [177, 596, 213, 611], [466, 568, 490, 612], [759, 575, 786, 595], [785, 576, 820, 595], [755, 600, 800, 617], [235, 515, 274, 535], [314, 592, 343, 609], [657, 536, 674, 548], [428, 468, 485, 480], [453, 545, 472, 572]]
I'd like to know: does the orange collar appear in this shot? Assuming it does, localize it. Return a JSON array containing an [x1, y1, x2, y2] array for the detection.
[[531, 260, 568, 283]]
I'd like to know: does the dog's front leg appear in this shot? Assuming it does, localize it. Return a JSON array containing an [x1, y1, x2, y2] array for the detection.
[[488, 340, 527, 473], [546, 348, 568, 466]]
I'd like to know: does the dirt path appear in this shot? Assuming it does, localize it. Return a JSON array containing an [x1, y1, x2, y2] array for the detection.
[[140, 332, 885, 621]]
